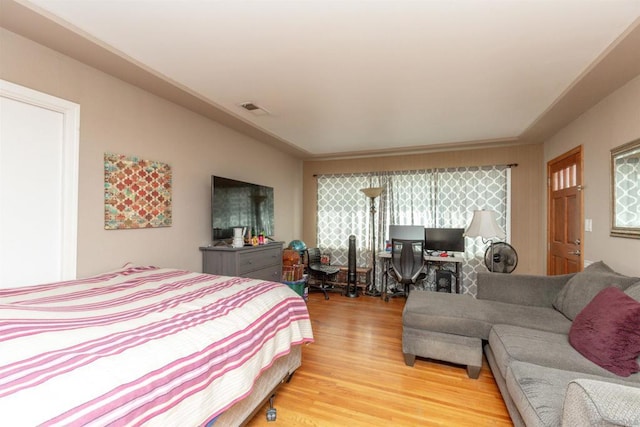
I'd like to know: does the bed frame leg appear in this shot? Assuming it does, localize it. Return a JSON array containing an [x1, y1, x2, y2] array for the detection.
[[266, 394, 277, 422], [285, 371, 296, 383]]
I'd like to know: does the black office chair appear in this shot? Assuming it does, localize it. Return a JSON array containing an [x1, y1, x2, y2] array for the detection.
[[306, 248, 340, 300], [385, 239, 426, 301]]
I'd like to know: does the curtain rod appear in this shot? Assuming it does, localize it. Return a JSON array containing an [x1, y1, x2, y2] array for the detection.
[[312, 163, 518, 178]]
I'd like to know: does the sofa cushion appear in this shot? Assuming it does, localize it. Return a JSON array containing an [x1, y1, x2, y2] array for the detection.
[[562, 379, 640, 427], [552, 261, 638, 320], [569, 287, 640, 377], [488, 324, 640, 383], [403, 291, 571, 340], [626, 281, 640, 301], [505, 361, 639, 427]]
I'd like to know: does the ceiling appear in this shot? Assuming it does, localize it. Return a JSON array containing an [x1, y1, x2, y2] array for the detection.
[[4, 0, 640, 159]]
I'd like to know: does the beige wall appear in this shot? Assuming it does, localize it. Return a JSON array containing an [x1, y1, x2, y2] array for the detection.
[[544, 74, 640, 277], [5, 24, 637, 279], [303, 143, 545, 275], [1, 28, 303, 277]]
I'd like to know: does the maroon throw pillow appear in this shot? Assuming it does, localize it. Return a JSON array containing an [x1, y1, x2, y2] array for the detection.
[[569, 287, 640, 377]]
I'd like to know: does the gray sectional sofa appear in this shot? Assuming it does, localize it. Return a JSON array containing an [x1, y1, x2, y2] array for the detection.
[[402, 262, 640, 426]]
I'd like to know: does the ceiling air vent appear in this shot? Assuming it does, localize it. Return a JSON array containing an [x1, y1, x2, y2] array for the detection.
[[240, 102, 269, 116]]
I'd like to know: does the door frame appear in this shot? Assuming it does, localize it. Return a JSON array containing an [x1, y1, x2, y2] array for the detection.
[[0, 79, 80, 282], [546, 145, 584, 274]]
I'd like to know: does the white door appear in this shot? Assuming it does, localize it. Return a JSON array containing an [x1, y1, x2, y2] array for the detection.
[[0, 80, 79, 288]]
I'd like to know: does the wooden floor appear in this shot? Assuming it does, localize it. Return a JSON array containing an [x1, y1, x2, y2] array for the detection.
[[246, 291, 512, 426]]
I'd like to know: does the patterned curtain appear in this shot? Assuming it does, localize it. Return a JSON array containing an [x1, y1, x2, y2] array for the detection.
[[614, 156, 639, 227], [316, 174, 373, 269], [316, 166, 509, 296]]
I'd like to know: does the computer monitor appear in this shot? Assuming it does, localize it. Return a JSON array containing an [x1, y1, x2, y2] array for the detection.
[[389, 225, 424, 241], [424, 228, 465, 253]]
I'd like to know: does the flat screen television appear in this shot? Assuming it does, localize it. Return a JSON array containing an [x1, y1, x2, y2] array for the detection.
[[211, 176, 274, 241], [389, 225, 425, 241], [424, 228, 465, 253]]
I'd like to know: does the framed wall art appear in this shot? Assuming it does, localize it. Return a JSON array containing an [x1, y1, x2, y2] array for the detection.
[[611, 138, 640, 238], [104, 152, 172, 230]]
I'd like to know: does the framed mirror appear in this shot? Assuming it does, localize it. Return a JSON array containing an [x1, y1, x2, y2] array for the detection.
[[611, 138, 640, 238]]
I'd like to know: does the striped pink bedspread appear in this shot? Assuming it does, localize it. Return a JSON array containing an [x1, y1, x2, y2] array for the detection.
[[0, 266, 313, 426]]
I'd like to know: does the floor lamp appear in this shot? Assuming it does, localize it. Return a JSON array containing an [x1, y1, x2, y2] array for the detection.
[[361, 187, 384, 296], [464, 209, 506, 272]]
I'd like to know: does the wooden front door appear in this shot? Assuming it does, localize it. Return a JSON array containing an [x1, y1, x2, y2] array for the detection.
[[547, 146, 583, 275]]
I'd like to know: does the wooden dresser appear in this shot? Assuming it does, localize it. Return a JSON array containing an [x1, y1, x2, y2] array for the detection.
[[200, 242, 283, 282]]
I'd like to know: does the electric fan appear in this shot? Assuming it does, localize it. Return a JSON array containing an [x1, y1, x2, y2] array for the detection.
[[484, 242, 518, 273], [346, 235, 359, 298]]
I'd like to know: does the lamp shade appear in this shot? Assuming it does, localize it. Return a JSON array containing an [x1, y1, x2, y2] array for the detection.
[[360, 187, 384, 199], [465, 210, 506, 239]]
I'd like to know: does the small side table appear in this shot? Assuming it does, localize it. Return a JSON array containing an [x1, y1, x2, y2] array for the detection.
[[329, 266, 372, 293]]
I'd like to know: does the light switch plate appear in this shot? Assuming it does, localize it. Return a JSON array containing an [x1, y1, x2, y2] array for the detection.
[[585, 219, 593, 232]]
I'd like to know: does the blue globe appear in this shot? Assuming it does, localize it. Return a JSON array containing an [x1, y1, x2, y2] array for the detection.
[[288, 240, 307, 257]]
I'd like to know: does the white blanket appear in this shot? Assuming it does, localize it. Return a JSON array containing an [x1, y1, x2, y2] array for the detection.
[[0, 266, 313, 426]]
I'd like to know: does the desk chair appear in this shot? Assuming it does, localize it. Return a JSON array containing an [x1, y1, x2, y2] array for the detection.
[[306, 247, 340, 300], [385, 239, 426, 301]]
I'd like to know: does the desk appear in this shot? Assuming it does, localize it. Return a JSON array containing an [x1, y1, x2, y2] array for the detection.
[[379, 252, 464, 297]]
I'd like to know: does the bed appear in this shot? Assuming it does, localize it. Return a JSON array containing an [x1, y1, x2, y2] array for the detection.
[[0, 265, 314, 426]]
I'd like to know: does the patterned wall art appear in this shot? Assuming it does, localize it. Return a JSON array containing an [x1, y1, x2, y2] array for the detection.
[[104, 152, 172, 230]]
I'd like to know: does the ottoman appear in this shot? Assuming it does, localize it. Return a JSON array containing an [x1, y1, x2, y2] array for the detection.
[[402, 290, 483, 378]]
